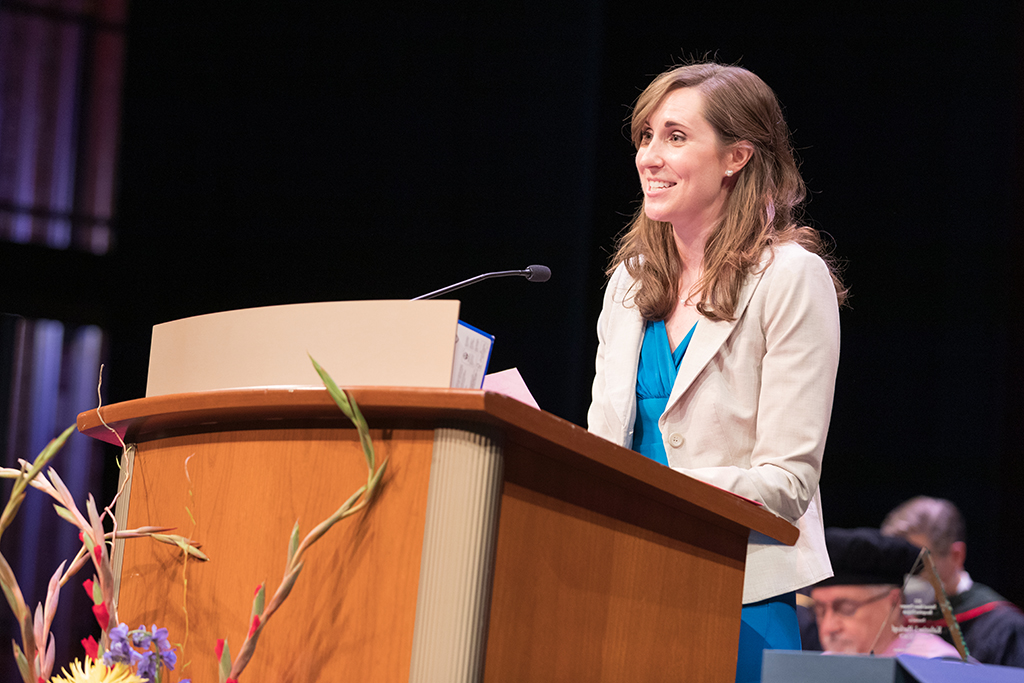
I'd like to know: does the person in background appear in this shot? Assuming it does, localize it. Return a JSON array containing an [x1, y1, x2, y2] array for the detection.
[[810, 527, 960, 658], [882, 496, 1024, 667], [587, 60, 845, 683]]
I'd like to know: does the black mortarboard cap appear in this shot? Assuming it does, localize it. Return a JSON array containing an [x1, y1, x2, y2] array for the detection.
[[816, 527, 922, 587]]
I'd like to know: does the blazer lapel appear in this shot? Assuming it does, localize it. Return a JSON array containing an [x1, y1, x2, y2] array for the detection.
[[604, 305, 645, 444], [665, 267, 768, 410]]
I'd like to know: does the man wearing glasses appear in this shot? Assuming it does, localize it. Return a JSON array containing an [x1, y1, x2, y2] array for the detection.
[[882, 497, 1024, 667], [809, 527, 961, 658]]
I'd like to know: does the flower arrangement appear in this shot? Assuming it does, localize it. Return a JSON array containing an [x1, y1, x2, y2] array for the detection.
[[85, 622, 182, 681], [50, 657, 145, 683], [1, 418, 204, 683], [1, 358, 385, 682]]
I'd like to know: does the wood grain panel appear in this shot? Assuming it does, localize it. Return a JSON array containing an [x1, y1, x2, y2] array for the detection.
[[116, 427, 433, 682], [483, 442, 746, 683]]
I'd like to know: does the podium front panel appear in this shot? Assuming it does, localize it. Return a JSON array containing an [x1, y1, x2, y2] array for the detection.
[[116, 426, 434, 682], [482, 440, 748, 683]]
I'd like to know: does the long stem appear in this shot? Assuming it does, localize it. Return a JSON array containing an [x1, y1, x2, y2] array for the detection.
[[224, 360, 387, 681]]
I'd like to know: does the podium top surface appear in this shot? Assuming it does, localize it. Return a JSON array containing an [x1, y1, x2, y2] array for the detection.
[[77, 387, 798, 546]]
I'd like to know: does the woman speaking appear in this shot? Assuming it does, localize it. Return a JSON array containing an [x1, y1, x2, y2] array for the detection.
[[588, 61, 846, 683]]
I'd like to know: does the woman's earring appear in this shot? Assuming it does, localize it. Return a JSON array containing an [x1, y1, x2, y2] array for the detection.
[[725, 170, 734, 177]]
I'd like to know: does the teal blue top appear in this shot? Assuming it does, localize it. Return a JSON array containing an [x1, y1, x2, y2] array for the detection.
[[633, 320, 696, 465]]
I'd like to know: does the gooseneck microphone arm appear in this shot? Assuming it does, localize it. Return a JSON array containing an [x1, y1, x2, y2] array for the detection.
[[411, 265, 551, 301]]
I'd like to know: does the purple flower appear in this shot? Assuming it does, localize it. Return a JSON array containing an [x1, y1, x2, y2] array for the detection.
[[103, 644, 143, 668], [150, 624, 171, 652], [103, 623, 142, 668], [136, 650, 158, 681], [109, 623, 130, 646], [131, 624, 153, 648], [145, 623, 178, 670], [159, 647, 178, 670]]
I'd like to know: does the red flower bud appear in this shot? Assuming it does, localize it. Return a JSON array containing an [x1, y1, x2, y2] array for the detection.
[[248, 615, 261, 638], [91, 603, 110, 630], [83, 579, 94, 601], [216, 638, 225, 659], [81, 635, 99, 659]]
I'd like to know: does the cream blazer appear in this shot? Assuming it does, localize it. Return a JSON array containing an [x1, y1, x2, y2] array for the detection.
[[588, 242, 838, 603]]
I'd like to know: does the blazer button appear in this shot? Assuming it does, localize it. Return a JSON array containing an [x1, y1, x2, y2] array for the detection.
[[668, 432, 683, 448]]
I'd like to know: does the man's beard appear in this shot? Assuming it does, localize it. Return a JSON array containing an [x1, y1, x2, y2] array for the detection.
[[822, 635, 864, 654]]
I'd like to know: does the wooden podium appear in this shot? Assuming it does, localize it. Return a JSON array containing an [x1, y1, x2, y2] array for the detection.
[[77, 388, 797, 683]]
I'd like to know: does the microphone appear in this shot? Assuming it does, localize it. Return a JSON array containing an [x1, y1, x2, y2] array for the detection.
[[412, 265, 551, 300]]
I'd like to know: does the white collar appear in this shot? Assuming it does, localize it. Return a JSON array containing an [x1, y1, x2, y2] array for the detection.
[[955, 570, 973, 596]]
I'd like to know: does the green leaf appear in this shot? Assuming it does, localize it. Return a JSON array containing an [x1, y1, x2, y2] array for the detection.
[[52, 504, 77, 526], [0, 426, 72, 541], [150, 533, 210, 561], [13, 640, 31, 683], [309, 355, 354, 420], [251, 583, 265, 619], [45, 468, 87, 531], [91, 577, 103, 605], [0, 574, 22, 619], [80, 530, 95, 553], [189, 545, 210, 561], [368, 459, 388, 498], [23, 425, 76, 491], [287, 521, 299, 567], [219, 638, 232, 683], [348, 397, 376, 472], [0, 553, 28, 619], [0, 494, 25, 543]]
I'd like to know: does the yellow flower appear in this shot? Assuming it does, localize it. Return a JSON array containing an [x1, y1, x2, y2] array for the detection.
[[50, 657, 145, 683]]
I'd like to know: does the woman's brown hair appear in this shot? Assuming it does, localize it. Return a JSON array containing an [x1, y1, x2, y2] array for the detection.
[[610, 62, 847, 321]]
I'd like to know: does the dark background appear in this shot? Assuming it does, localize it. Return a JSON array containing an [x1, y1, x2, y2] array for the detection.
[[7, 0, 1024, 610]]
